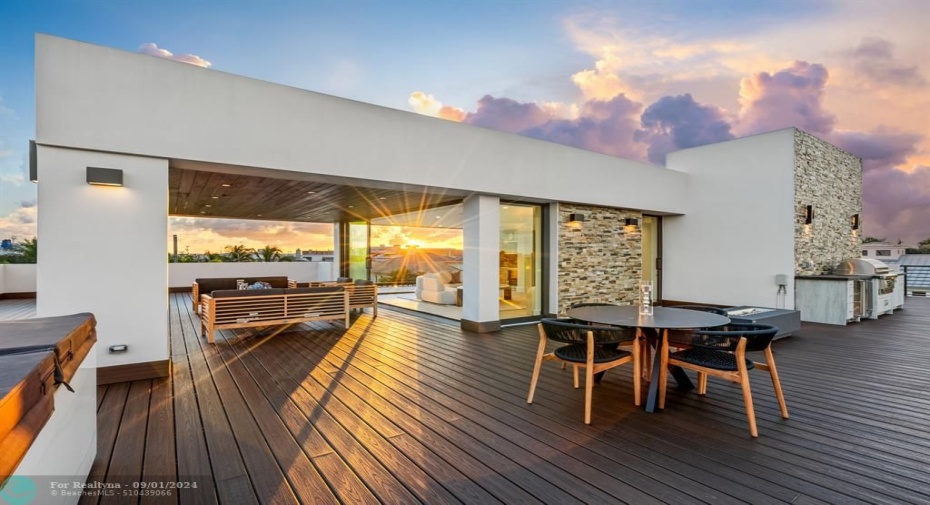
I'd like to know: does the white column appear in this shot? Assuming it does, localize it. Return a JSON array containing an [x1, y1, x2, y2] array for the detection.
[[462, 194, 500, 332], [36, 146, 168, 368], [547, 202, 560, 316]]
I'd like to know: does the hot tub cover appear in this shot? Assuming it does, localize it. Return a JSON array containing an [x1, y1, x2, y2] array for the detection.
[[0, 313, 97, 480]]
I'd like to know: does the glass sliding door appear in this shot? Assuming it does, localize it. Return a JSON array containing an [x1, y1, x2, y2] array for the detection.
[[348, 221, 371, 281], [641, 215, 661, 303], [500, 203, 542, 321]]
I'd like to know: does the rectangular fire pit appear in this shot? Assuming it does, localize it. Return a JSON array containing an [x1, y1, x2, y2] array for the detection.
[[724, 306, 801, 339]]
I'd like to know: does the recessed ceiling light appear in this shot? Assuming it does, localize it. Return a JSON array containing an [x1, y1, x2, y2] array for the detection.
[[348, 205, 354, 208], [205, 204, 211, 208], [380, 197, 386, 200], [256, 214, 262, 217], [211, 196, 219, 199], [221, 183, 231, 187], [435, 216, 441, 219], [307, 191, 315, 194], [200, 211, 206, 214], [502, 206, 509, 209]]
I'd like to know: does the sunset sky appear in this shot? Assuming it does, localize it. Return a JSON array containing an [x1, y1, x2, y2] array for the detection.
[[1, 0, 928, 250]]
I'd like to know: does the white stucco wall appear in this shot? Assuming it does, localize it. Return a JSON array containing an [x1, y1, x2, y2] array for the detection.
[[35, 35, 688, 215], [0, 264, 38, 293], [11, 351, 96, 505], [36, 146, 168, 368], [169, 261, 335, 287], [663, 129, 797, 308]]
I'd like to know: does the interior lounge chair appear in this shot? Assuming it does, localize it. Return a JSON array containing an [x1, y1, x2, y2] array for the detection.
[[658, 323, 789, 437], [528, 318, 641, 424]]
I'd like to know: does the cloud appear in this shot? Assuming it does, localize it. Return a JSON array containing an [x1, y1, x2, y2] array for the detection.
[[0, 171, 24, 185], [635, 94, 735, 164], [844, 38, 926, 88], [0, 205, 37, 239], [737, 61, 834, 135], [862, 165, 930, 243], [138, 43, 211, 67], [18, 199, 36, 208], [462, 95, 553, 133], [571, 50, 632, 101], [408, 92, 465, 122], [168, 217, 332, 253], [829, 128, 923, 172], [522, 94, 645, 160]]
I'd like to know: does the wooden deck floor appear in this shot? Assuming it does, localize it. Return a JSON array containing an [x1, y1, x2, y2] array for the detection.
[[5, 295, 930, 504]]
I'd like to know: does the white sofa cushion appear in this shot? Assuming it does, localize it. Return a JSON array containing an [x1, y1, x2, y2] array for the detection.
[[415, 272, 458, 305]]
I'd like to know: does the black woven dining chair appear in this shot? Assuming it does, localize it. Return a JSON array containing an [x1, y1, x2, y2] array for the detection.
[[528, 318, 641, 424], [658, 323, 789, 437]]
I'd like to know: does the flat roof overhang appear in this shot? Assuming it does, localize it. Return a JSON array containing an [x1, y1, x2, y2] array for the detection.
[[170, 159, 471, 224]]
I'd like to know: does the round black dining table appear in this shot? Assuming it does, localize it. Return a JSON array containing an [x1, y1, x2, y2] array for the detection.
[[566, 305, 730, 412]]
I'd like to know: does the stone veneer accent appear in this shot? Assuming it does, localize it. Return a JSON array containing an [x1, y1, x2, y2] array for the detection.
[[794, 129, 862, 275], [558, 204, 643, 314]]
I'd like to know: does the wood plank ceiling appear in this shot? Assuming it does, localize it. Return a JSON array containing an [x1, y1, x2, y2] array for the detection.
[[169, 168, 464, 223]]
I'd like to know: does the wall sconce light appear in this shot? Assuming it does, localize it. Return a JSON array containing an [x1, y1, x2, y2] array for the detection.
[[851, 213, 860, 230], [86, 166, 123, 187], [623, 218, 639, 227], [804, 205, 813, 225], [568, 213, 585, 224], [29, 140, 37, 183]]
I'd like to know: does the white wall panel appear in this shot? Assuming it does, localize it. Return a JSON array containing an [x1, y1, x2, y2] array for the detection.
[[664, 130, 797, 308], [36, 146, 168, 367]]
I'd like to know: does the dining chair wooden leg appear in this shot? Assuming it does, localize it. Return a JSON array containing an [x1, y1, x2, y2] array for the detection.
[[658, 331, 670, 409], [585, 333, 596, 424], [737, 355, 758, 437], [527, 325, 548, 404], [632, 337, 642, 406], [697, 372, 708, 395], [765, 347, 790, 419], [642, 336, 652, 380], [573, 365, 580, 389]]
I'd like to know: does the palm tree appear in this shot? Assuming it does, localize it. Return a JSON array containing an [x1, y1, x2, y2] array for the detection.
[[224, 244, 255, 262], [17, 238, 38, 263], [257, 245, 283, 262], [203, 251, 224, 262]]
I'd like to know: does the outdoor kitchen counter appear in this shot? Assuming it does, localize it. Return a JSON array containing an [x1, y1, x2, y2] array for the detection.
[[796, 277, 860, 325]]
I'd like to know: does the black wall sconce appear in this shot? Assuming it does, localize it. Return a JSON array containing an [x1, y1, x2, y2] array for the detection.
[[29, 140, 37, 183], [804, 205, 813, 225], [86, 166, 124, 187], [851, 213, 860, 230], [623, 218, 639, 227], [568, 213, 585, 224]]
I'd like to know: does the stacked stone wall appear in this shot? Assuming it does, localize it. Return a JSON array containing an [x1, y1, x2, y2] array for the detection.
[[557, 204, 642, 314], [794, 129, 862, 275]]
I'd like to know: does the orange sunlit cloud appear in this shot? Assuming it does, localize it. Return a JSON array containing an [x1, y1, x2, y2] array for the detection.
[[168, 217, 334, 254], [371, 225, 462, 250], [408, 91, 465, 122]]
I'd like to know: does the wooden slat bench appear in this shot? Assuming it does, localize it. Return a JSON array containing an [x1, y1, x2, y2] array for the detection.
[[199, 287, 349, 344], [291, 280, 379, 318]]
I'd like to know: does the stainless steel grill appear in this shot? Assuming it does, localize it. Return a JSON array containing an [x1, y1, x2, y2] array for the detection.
[[831, 258, 899, 318], [833, 258, 891, 276]]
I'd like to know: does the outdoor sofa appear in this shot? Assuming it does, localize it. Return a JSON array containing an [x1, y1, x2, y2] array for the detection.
[[199, 286, 350, 344], [192, 276, 290, 313]]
